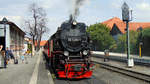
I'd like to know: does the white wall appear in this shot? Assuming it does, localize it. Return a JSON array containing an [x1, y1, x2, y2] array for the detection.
[[0, 24, 10, 48], [0, 24, 4, 36], [6, 24, 10, 48]]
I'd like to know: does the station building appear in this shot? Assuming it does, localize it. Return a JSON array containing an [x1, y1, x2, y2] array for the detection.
[[102, 17, 150, 40], [0, 17, 25, 57]]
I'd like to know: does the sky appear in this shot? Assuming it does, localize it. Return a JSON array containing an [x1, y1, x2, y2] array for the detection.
[[0, 0, 150, 40]]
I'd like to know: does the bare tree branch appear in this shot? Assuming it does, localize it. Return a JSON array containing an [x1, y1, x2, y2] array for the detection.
[[25, 3, 49, 51]]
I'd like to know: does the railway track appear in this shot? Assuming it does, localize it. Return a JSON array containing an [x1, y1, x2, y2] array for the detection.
[[46, 54, 150, 84], [93, 60, 150, 83], [53, 76, 102, 84]]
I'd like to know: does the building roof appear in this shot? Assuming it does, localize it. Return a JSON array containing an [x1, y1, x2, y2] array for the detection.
[[40, 40, 47, 46], [0, 18, 25, 35], [102, 17, 150, 33], [35, 40, 47, 47]]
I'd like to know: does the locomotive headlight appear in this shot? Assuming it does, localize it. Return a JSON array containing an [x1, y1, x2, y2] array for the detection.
[[83, 50, 88, 55], [64, 51, 69, 56], [73, 21, 77, 25]]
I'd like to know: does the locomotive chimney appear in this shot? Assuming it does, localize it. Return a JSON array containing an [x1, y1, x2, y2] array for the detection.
[[69, 14, 77, 26], [69, 14, 73, 23]]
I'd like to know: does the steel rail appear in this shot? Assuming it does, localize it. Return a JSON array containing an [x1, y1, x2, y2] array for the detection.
[[93, 61, 150, 83]]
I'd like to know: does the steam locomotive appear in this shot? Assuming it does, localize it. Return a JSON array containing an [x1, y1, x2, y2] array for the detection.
[[43, 18, 93, 79]]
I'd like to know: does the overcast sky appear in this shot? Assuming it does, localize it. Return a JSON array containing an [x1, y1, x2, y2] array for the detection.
[[0, 0, 150, 40]]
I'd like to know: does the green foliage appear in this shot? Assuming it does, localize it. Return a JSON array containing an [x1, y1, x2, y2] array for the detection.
[[115, 34, 126, 53], [141, 28, 150, 55], [87, 23, 116, 51], [87, 23, 150, 55], [115, 30, 138, 54], [142, 28, 150, 37], [129, 31, 138, 54]]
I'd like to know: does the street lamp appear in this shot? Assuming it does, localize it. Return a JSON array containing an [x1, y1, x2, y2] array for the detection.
[[122, 2, 134, 67], [2, 17, 8, 50]]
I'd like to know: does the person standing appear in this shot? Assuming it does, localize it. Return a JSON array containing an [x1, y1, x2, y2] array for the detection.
[[0, 45, 3, 51], [21, 55, 24, 63], [14, 56, 18, 64], [9, 48, 14, 64], [0, 45, 7, 68], [104, 49, 109, 62], [5, 47, 11, 64], [0, 45, 4, 68]]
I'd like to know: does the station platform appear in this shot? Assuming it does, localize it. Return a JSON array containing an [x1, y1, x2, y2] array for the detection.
[[92, 51, 150, 64], [0, 50, 54, 84], [92, 51, 150, 60], [92, 57, 150, 76]]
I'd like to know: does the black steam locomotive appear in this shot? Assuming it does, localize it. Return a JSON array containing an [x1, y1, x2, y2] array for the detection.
[[44, 18, 93, 79]]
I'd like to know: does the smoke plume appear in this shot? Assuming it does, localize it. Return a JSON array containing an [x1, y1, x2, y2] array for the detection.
[[68, 0, 88, 21]]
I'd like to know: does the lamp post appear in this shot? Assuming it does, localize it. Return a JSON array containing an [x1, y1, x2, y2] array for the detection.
[[122, 2, 134, 67], [2, 17, 8, 50]]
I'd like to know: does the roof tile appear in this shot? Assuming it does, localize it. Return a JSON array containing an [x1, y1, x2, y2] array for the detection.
[[102, 17, 150, 33]]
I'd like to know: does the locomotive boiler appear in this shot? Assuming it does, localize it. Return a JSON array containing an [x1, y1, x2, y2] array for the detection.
[[44, 18, 93, 79]]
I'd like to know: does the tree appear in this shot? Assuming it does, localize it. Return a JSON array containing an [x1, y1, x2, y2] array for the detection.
[[25, 3, 48, 54], [129, 31, 138, 54], [116, 30, 138, 54], [87, 23, 116, 51], [116, 34, 126, 53], [141, 28, 150, 55]]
